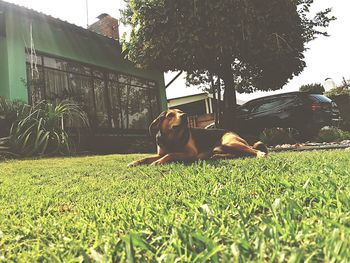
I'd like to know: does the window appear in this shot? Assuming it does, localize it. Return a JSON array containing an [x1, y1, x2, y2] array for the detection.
[[309, 95, 332, 103], [25, 53, 160, 131], [251, 96, 295, 113]]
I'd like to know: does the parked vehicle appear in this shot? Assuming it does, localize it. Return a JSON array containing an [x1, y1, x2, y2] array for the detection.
[[206, 92, 341, 140]]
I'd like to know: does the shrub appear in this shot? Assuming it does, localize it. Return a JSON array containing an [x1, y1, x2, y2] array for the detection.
[[316, 126, 350, 143], [299, 83, 325, 94], [0, 97, 26, 137], [325, 78, 350, 98], [325, 81, 350, 131], [0, 99, 89, 157], [258, 128, 299, 146]]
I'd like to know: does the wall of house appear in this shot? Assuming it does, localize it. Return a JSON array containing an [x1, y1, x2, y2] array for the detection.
[[0, 11, 9, 98], [0, 37, 9, 98], [1, 7, 167, 109], [4, 10, 28, 101]]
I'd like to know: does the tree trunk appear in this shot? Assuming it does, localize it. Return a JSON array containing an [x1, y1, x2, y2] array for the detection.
[[220, 72, 237, 130]]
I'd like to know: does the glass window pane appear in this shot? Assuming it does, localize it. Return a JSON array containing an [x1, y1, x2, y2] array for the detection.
[[130, 77, 144, 87], [127, 86, 152, 129], [119, 81, 129, 129], [25, 53, 42, 65], [44, 69, 69, 101], [66, 62, 91, 75], [109, 72, 119, 81], [26, 64, 44, 104], [66, 73, 94, 127], [93, 79, 110, 128], [149, 89, 159, 119], [93, 70, 104, 79], [107, 81, 122, 128], [43, 57, 67, 70], [118, 74, 129, 84]]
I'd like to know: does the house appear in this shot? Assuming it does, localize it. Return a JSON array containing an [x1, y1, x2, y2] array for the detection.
[[168, 92, 245, 128], [0, 1, 166, 152]]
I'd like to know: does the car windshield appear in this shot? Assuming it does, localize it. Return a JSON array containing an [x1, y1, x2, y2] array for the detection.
[[309, 95, 332, 103]]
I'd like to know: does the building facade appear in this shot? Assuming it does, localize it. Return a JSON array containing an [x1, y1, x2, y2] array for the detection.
[[0, 1, 167, 152]]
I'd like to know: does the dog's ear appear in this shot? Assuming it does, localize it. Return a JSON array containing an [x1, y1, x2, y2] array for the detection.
[[149, 111, 166, 138]]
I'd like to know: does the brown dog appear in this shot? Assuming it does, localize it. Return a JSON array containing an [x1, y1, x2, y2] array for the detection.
[[128, 109, 267, 167]]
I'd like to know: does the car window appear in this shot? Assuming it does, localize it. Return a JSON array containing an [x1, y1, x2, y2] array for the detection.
[[251, 96, 295, 113], [309, 95, 332, 103], [241, 101, 255, 109]]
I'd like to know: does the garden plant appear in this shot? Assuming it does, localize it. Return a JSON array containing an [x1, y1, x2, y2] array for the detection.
[[0, 98, 89, 157]]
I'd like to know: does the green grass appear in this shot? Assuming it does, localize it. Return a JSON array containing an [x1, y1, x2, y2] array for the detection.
[[0, 151, 350, 262]]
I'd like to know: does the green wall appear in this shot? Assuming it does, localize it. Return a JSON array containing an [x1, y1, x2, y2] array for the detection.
[[0, 35, 9, 98], [0, 6, 167, 110], [0, 9, 9, 98]]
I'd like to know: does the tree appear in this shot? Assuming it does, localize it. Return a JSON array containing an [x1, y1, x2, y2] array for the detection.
[[121, 0, 334, 129], [325, 77, 350, 97], [299, 83, 325, 94]]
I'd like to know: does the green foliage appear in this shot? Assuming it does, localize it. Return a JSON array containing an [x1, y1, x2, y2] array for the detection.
[[0, 100, 89, 157], [295, 0, 336, 41], [299, 83, 325, 94], [324, 80, 350, 131], [122, 0, 311, 91], [121, 0, 334, 128], [0, 97, 26, 137], [0, 151, 350, 261], [259, 126, 350, 145], [325, 81, 350, 98], [259, 128, 299, 146], [122, 0, 334, 91], [316, 127, 350, 143]]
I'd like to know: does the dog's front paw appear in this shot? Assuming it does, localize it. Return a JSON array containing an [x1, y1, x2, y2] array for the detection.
[[150, 159, 166, 166], [127, 161, 142, 167], [256, 151, 267, 158]]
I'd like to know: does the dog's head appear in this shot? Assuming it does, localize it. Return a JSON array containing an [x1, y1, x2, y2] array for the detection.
[[149, 109, 189, 146]]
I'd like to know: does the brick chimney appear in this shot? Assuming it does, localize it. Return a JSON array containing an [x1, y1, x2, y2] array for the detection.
[[88, 13, 119, 40]]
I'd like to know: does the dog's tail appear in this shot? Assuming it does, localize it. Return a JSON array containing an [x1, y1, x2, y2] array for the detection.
[[253, 141, 268, 154]]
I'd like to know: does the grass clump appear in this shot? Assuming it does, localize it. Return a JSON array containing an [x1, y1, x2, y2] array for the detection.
[[0, 151, 350, 262]]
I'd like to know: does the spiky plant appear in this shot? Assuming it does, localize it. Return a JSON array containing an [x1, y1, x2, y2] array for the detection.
[[0, 99, 89, 157]]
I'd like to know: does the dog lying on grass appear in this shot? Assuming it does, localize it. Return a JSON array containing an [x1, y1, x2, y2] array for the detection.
[[128, 109, 267, 167]]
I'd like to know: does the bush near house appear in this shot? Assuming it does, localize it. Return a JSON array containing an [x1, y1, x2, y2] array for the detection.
[[316, 126, 350, 143], [325, 80, 350, 131], [299, 83, 325, 94], [0, 97, 24, 138], [258, 126, 350, 146], [0, 151, 349, 261], [0, 97, 89, 157], [258, 128, 298, 146]]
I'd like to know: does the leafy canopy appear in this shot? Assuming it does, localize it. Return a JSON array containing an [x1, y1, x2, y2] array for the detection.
[[299, 83, 325, 94], [122, 0, 333, 93]]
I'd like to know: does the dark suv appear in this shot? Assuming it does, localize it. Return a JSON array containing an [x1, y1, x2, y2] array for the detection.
[[209, 92, 341, 139]]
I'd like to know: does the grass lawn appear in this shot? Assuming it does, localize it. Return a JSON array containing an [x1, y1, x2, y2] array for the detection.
[[0, 151, 349, 262]]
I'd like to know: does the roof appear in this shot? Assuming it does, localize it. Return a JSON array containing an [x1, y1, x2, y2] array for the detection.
[[167, 92, 207, 101], [0, 0, 121, 48], [168, 92, 246, 107]]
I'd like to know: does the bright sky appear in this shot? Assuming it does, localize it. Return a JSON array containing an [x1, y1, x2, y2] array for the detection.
[[4, 0, 350, 102]]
